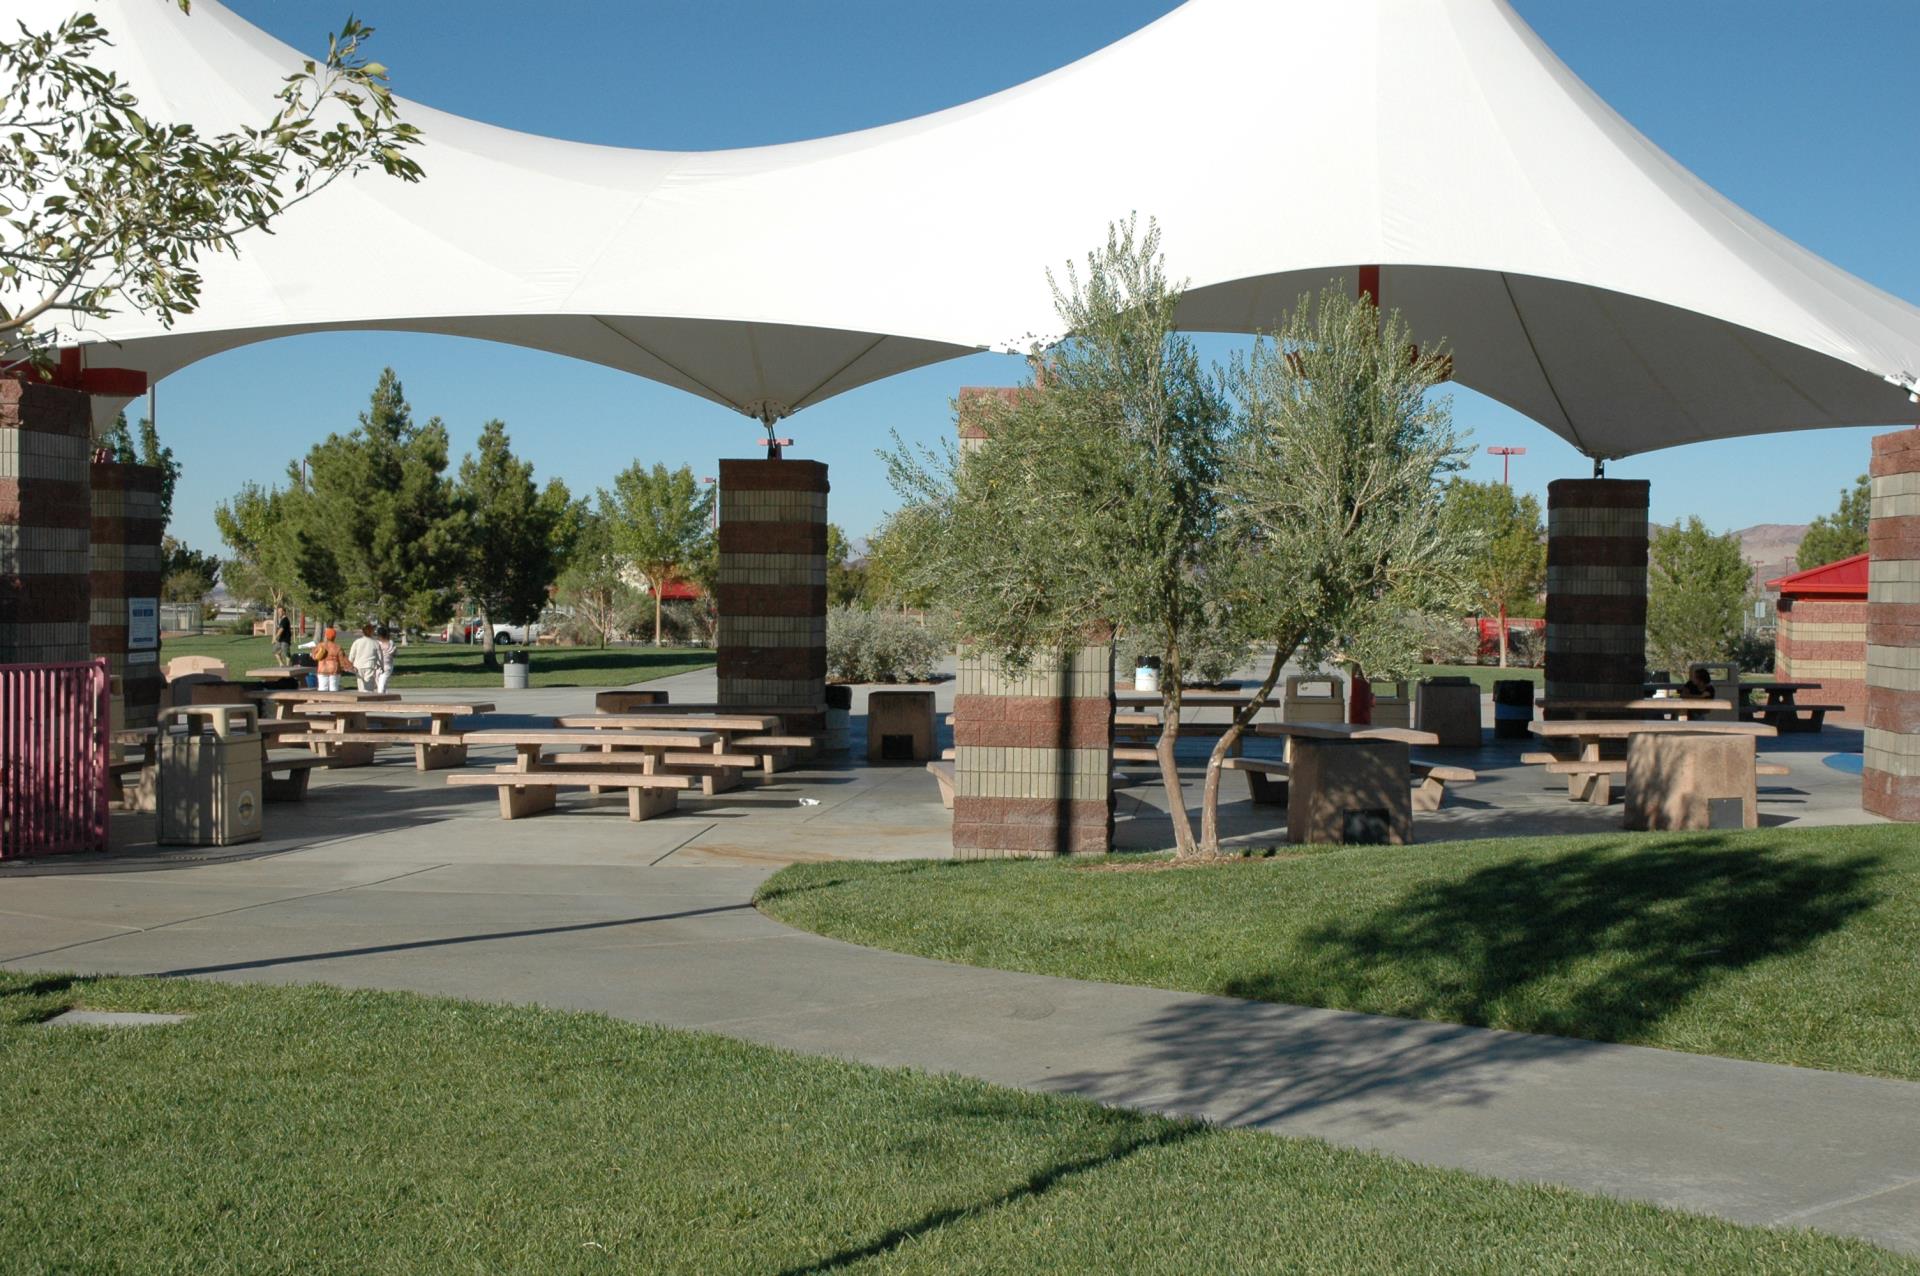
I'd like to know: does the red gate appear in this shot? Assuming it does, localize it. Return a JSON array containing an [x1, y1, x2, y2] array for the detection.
[[0, 658, 111, 859]]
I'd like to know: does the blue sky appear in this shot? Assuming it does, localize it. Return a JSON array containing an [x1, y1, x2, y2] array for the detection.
[[157, 0, 1920, 554]]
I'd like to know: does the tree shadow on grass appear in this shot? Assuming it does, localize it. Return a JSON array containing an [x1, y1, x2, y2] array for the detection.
[[1225, 836, 1882, 1046], [777, 1109, 1207, 1275], [1043, 837, 1882, 1136]]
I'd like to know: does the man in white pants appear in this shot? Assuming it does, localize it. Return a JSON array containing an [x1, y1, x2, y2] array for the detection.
[[348, 623, 385, 691]]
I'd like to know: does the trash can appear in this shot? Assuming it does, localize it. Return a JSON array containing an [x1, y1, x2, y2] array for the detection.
[[502, 651, 530, 690], [1493, 679, 1534, 740], [156, 704, 262, 847], [824, 684, 852, 754]]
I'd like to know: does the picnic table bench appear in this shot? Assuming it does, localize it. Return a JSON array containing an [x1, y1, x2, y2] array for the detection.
[[560, 713, 811, 777], [277, 701, 493, 770], [451, 727, 716, 818], [1740, 681, 1839, 732], [467, 725, 733, 791], [1528, 720, 1780, 806]]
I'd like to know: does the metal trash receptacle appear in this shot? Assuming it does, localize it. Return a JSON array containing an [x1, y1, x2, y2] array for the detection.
[[156, 704, 263, 847], [1493, 679, 1534, 740]]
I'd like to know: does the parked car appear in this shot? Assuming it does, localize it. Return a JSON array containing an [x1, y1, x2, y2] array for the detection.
[[443, 617, 542, 645]]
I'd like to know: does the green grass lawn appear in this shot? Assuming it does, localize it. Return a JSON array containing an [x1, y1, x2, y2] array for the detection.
[[1, 974, 1905, 1274], [159, 633, 713, 688], [760, 826, 1920, 1082], [1417, 662, 1541, 692]]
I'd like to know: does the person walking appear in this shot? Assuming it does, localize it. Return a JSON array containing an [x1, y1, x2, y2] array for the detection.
[[272, 609, 293, 665], [374, 625, 397, 693], [348, 623, 385, 692], [312, 627, 348, 692]]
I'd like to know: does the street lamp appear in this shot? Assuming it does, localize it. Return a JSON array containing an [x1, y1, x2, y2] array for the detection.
[[1486, 446, 1527, 666]]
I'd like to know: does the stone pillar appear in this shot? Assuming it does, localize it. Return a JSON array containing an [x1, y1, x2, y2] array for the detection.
[[0, 379, 92, 666], [1545, 478, 1650, 706], [952, 642, 1113, 857], [1865, 427, 1920, 819], [90, 461, 166, 727], [714, 459, 827, 736]]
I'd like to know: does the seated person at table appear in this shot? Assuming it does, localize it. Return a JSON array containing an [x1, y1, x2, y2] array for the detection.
[[1676, 667, 1715, 699]]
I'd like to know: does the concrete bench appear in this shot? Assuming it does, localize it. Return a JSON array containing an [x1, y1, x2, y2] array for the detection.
[[1546, 758, 1625, 804], [447, 769, 691, 821], [731, 733, 818, 775], [1547, 756, 1788, 806], [1112, 745, 1159, 766], [1220, 756, 1290, 804], [540, 749, 758, 795], [276, 729, 469, 772], [1409, 758, 1477, 812], [264, 754, 331, 802], [927, 759, 956, 809], [1755, 704, 1842, 733]]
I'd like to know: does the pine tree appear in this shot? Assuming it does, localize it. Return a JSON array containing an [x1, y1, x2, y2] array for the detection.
[[455, 420, 577, 662], [293, 369, 466, 628]]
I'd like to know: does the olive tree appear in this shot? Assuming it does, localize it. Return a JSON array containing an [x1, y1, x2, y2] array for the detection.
[[882, 218, 1236, 856], [2, 6, 422, 357], [1197, 288, 1473, 853]]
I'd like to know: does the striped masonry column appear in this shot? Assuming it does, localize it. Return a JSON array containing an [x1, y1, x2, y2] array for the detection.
[[1864, 427, 1920, 819], [90, 461, 167, 728], [953, 643, 1114, 857], [1545, 478, 1650, 707], [1774, 597, 1866, 725], [715, 459, 828, 736], [0, 378, 92, 667]]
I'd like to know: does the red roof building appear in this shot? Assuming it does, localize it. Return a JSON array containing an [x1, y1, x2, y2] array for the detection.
[[1766, 553, 1867, 725]]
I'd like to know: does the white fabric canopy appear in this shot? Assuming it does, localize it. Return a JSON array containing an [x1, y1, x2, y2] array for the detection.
[[23, 0, 1920, 456]]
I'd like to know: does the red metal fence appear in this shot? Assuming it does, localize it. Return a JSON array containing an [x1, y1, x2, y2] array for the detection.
[[0, 658, 111, 859]]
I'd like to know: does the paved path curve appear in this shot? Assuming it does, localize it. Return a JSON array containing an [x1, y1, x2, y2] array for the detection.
[[5, 823, 1918, 1257]]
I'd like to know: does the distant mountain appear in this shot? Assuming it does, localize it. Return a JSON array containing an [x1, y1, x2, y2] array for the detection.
[[1734, 522, 1808, 590]]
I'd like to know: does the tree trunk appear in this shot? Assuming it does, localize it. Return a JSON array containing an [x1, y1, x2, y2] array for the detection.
[[1199, 641, 1294, 855], [1158, 650, 1199, 858], [653, 581, 664, 647], [1497, 612, 1509, 668], [478, 608, 498, 670]]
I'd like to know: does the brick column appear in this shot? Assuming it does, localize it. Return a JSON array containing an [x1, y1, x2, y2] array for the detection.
[[715, 459, 827, 735], [952, 642, 1114, 857], [0, 379, 92, 666], [1545, 478, 1650, 705], [90, 461, 166, 727], [1865, 428, 1920, 819]]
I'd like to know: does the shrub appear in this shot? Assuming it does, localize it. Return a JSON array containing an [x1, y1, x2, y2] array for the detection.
[[1416, 612, 1479, 665], [827, 606, 943, 683], [225, 614, 257, 636]]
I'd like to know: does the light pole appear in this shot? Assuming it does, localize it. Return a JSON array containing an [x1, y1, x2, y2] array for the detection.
[[1486, 446, 1526, 667]]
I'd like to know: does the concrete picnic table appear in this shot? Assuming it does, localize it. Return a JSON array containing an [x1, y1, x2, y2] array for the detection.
[[463, 727, 720, 773], [252, 689, 401, 720], [1538, 697, 1733, 720], [244, 666, 305, 688], [1251, 721, 1439, 747], [1529, 719, 1778, 806], [281, 700, 493, 771]]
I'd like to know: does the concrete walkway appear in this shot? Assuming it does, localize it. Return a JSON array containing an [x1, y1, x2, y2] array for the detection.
[[3, 666, 1915, 1256]]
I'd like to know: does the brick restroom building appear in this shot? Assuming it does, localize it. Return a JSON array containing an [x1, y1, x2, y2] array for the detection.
[[1767, 553, 1867, 726]]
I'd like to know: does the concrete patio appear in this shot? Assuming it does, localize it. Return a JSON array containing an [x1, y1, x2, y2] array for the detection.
[[3, 662, 1913, 1257]]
